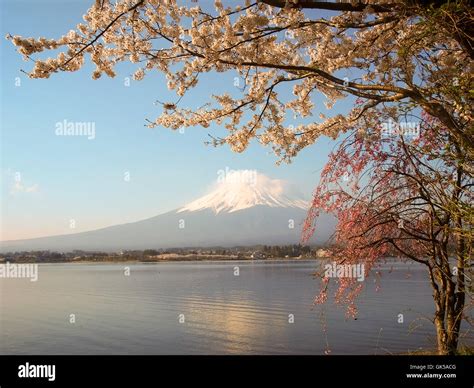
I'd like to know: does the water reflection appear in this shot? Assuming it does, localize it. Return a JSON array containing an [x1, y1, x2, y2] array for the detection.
[[0, 261, 471, 354]]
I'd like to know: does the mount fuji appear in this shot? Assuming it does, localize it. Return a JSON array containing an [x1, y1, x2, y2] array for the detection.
[[0, 171, 335, 252]]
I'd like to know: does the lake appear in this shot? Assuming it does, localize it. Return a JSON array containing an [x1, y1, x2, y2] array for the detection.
[[1, 260, 471, 354]]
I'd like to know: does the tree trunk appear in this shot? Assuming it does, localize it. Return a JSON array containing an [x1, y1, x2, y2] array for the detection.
[[435, 314, 459, 355], [433, 273, 464, 355]]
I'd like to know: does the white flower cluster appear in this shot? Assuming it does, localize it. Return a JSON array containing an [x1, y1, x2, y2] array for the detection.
[[7, 0, 472, 161]]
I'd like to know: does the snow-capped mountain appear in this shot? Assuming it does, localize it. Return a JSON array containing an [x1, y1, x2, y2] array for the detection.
[[179, 170, 308, 213], [0, 171, 335, 252]]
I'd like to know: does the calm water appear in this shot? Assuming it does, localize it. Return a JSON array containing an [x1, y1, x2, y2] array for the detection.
[[1, 260, 471, 354]]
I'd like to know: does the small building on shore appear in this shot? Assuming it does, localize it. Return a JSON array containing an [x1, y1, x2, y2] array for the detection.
[[316, 249, 331, 258], [250, 251, 266, 260]]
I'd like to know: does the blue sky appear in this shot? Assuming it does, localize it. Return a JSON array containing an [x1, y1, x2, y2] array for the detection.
[[1, 0, 348, 240]]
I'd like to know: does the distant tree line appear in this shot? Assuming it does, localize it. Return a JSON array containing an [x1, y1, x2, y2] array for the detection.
[[261, 244, 312, 258]]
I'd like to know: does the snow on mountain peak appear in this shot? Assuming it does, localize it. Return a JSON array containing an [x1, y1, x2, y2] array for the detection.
[[178, 169, 308, 214]]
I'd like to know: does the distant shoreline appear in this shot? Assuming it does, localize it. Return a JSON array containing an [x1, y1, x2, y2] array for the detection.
[[81, 257, 318, 264], [0, 256, 323, 264], [0, 255, 420, 264]]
